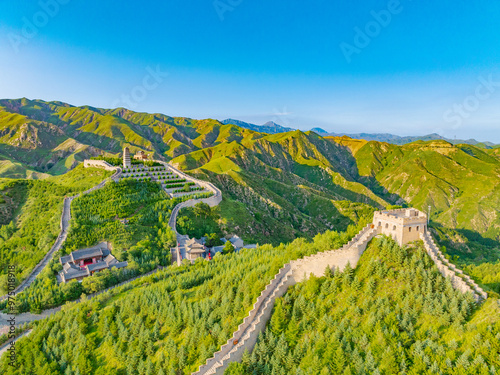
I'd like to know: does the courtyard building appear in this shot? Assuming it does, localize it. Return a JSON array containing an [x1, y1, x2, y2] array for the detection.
[[59, 243, 128, 283]]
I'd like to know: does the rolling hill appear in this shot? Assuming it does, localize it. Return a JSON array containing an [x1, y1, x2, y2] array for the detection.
[[0, 98, 499, 253]]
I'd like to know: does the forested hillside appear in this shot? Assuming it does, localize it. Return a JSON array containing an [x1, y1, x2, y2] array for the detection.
[[0, 165, 112, 293], [0, 226, 362, 374], [227, 237, 500, 374], [0, 98, 499, 286], [2, 179, 186, 313]]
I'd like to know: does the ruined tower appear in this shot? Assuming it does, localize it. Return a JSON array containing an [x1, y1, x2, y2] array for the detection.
[[123, 147, 131, 168]]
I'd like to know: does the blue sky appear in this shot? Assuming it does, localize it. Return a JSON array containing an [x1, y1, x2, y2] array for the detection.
[[1, 1, 500, 142]]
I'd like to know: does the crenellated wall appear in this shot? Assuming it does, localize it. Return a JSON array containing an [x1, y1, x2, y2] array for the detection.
[[193, 224, 379, 375], [374, 209, 427, 245], [192, 213, 490, 374], [420, 232, 487, 301]]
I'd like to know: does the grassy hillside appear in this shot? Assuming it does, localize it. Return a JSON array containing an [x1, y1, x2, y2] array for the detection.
[[0, 165, 112, 293], [0, 98, 498, 254], [231, 237, 500, 374], [0, 159, 49, 179]]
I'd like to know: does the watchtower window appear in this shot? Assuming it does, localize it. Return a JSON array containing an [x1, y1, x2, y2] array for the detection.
[[409, 227, 412, 232], [417, 226, 420, 231], [385, 223, 389, 229], [393, 225, 396, 231], [378, 222, 381, 227]]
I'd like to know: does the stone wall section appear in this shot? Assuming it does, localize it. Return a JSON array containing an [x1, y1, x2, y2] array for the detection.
[[420, 232, 487, 301], [159, 161, 222, 265], [193, 224, 379, 375], [0, 167, 120, 302], [83, 159, 118, 171]]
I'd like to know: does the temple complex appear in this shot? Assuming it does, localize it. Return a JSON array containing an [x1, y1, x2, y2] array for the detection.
[[58, 243, 128, 283], [133, 150, 150, 161]]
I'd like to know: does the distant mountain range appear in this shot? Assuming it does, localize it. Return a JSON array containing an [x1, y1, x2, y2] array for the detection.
[[222, 119, 499, 149], [221, 119, 295, 134], [1, 98, 499, 246]]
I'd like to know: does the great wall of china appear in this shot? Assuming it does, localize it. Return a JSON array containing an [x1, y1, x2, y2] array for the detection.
[[0, 165, 122, 303], [0, 160, 490, 372], [0, 159, 221, 348], [193, 223, 379, 375], [420, 232, 487, 301]]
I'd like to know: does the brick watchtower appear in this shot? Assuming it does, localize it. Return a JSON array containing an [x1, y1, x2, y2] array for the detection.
[[373, 208, 428, 246]]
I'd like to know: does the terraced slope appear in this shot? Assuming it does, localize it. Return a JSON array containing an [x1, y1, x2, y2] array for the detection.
[[0, 98, 499, 250]]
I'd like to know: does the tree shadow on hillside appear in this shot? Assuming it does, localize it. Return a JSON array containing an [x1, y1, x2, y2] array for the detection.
[[327, 141, 408, 208]]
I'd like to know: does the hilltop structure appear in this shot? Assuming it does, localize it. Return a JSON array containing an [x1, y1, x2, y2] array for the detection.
[[133, 150, 149, 161], [194, 207, 487, 375], [58, 243, 128, 283], [123, 147, 131, 168], [373, 208, 427, 245]]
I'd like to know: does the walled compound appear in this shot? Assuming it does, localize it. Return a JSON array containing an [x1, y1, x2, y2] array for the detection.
[[193, 208, 488, 374], [0, 166, 121, 303], [58, 243, 128, 283]]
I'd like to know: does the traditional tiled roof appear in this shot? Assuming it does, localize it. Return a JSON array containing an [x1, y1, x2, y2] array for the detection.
[[61, 266, 89, 282], [187, 246, 205, 254], [60, 255, 72, 265], [87, 262, 110, 272], [70, 243, 108, 262], [58, 243, 127, 283]]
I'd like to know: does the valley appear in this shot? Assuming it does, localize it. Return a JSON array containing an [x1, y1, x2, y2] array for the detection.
[[0, 99, 499, 374]]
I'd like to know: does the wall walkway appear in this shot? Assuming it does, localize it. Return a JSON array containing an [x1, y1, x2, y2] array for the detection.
[[0, 168, 121, 303], [158, 161, 222, 265], [193, 224, 379, 375], [420, 232, 487, 301]]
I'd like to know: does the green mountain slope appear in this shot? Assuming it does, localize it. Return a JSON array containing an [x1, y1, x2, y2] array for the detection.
[[0, 165, 112, 292], [235, 237, 500, 374], [0, 98, 499, 252]]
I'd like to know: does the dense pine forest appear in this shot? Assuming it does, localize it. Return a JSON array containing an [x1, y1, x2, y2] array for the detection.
[[0, 165, 112, 293], [226, 237, 500, 375], [1, 180, 214, 313], [0, 225, 362, 374], [0, 99, 499, 375]]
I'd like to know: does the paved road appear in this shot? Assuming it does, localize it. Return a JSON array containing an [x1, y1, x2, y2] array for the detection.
[[159, 161, 222, 265]]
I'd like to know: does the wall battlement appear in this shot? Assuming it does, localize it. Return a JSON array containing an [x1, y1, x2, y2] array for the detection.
[[193, 223, 378, 375], [420, 232, 487, 301], [374, 208, 427, 245], [83, 159, 118, 171], [192, 208, 489, 374]]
